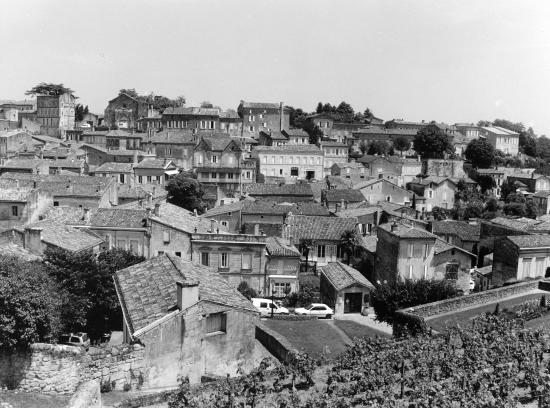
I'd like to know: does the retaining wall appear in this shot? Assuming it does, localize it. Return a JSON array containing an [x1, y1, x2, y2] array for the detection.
[[255, 323, 298, 363]]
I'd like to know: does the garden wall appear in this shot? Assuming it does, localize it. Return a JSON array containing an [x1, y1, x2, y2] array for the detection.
[[0, 343, 146, 395], [255, 323, 298, 363], [393, 279, 549, 336]]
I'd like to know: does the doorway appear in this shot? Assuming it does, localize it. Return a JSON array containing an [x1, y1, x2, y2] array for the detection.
[[306, 170, 315, 180], [344, 293, 362, 313]]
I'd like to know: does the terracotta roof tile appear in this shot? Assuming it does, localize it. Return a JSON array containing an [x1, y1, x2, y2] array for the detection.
[[320, 261, 374, 291], [285, 215, 357, 241]]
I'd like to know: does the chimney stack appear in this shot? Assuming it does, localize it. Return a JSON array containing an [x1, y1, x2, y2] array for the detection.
[[83, 208, 90, 223], [154, 203, 160, 217], [193, 208, 198, 217], [146, 207, 152, 218], [279, 102, 284, 131], [341, 199, 345, 211], [25, 226, 43, 254], [176, 281, 199, 311]]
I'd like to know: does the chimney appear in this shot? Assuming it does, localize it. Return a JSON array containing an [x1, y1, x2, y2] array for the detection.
[[254, 224, 260, 235], [154, 203, 160, 217], [25, 226, 43, 254], [193, 208, 198, 217], [279, 102, 284, 131], [391, 221, 398, 232], [210, 219, 216, 233], [176, 281, 199, 311], [82, 208, 90, 223], [146, 207, 152, 218], [341, 198, 345, 211]]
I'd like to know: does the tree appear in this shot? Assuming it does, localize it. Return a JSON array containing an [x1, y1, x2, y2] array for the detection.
[[26, 82, 74, 96], [298, 239, 314, 272], [302, 120, 323, 145], [359, 141, 368, 154], [393, 136, 411, 157], [286, 106, 307, 129], [166, 174, 207, 214], [520, 131, 538, 157], [0, 257, 61, 350], [431, 206, 447, 220], [371, 279, 458, 325], [363, 108, 374, 120], [316, 102, 323, 114], [471, 171, 496, 194], [200, 101, 213, 108], [45, 248, 144, 342], [339, 230, 362, 265], [237, 281, 257, 300], [413, 126, 453, 159], [367, 140, 390, 156], [464, 138, 495, 169], [118, 88, 139, 98], [537, 136, 550, 160]]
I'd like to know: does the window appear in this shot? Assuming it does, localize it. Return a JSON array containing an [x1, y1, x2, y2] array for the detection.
[[262, 122, 267, 128], [201, 252, 210, 266], [291, 167, 299, 176], [279, 169, 283, 175], [120, 174, 125, 183], [129, 240, 139, 255], [117, 240, 126, 250], [407, 243, 414, 258], [163, 230, 170, 243], [175, 252, 181, 257], [242, 253, 252, 270], [445, 263, 458, 280], [408, 265, 413, 279], [211, 172, 217, 179], [273, 282, 292, 296], [249, 126, 254, 132], [53, 201, 59, 207], [246, 171, 251, 179], [206, 313, 226, 334], [536, 257, 545, 277], [11, 206, 18, 217], [220, 252, 229, 269], [423, 265, 428, 279], [317, 245, 326, 258], [212, 155, 218, 163], [157, 251, 164, 256], [228, 173, 234, 179], [428, 190, 433, 199], [221, 220, 228, 227], [147, 176, 152, 182]]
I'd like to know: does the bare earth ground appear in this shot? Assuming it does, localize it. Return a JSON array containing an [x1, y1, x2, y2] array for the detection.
[[0, 391, 70, 408]]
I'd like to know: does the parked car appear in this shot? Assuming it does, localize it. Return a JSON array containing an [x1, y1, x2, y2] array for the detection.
[[251, 298, 290, 317], [59, 332, 90, 351], [294, 303, 334, 319]]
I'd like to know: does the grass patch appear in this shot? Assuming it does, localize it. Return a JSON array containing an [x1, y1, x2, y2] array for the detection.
[[0, 392, 70, 408], [333, 320, 390, 340], [262, 319, 347, 360]]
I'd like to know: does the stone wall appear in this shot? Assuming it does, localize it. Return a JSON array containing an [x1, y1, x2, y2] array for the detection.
[[255, 322, 298, 363], [0, 343, 146, 395], [66, 380, 101, 408]]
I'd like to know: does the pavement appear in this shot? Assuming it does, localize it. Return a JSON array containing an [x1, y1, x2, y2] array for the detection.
[[334, 313, 393, 336]]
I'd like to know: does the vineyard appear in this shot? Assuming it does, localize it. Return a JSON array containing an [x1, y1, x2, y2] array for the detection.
[[168, 311, 550, 407]]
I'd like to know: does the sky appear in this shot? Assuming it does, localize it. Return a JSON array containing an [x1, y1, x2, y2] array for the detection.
[[2, 0, 550, 134]]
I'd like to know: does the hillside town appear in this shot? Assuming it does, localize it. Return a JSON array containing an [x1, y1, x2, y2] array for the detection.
[[3, 82, 550, 407], [3, 1, 550, 406]]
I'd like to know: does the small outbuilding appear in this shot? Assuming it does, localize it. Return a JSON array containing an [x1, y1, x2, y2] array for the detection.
[[319, 261, 375, 315]]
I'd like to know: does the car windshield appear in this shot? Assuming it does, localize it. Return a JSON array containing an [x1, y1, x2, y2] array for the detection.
[[60, 335, 70, 343], [306, 304, 315, 310]]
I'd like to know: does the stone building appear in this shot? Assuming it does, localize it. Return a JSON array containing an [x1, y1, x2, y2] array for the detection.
[[321, 141, 348, 174], [36, 93, 75, 138], [354, 178, 413, 206], [406, 176, 457, 212], [133, 158, 177, 187], [480, 126, 520, 156], [319, 262, 374, 315], [114, 254, 259, 386], [238, 101, 289, 137], [145, 130, 197, 169], [265, 237, 301, 298], [192, 231, 267, 294], [0, 130, 34, 157], [104, 93, 148, 130], [0, 187, 52, 229], [253, 144, 324, 182]]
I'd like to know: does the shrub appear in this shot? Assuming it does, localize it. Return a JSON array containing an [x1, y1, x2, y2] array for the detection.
[[237, 281, 257, 300]]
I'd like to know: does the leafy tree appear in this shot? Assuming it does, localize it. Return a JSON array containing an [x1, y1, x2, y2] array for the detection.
[[486, 197, 499, 212], [464, 138, 495, 169], [413, 125, 453, 159], [520, 132, 538, 157], [364, 107, 374, 120], [471, 172, 496, 194], [200, 101, 213, 108], [302, 120, 323, 145], [315, 102, 323, 113], [166, 174, 207, 214], [526, 200, 538, 219], [431, 206, 447, 220], [284, 275, 320, 307], [537, 136, 550, 160], [339, 229, 362, 265], [367, 140, 390, 156], [492, 118, 525, 134], [371, 279, 458, 325], [359, 141, 368, 154], [237, 281, 257, 300], [393, 136, 411, 156], [503, 202, 526, 217], [286, 106, 307, 128], [500, 180, 516, 200], [0, 257, 61, 350], [118, 88, 139, 98], [45, 248, 144, 342], [26, 82, 74, 96]]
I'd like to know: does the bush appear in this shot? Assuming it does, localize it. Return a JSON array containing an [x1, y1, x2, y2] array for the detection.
[[237, 281, 257, 300], [283, 276, 320, 307], [0, 257, 61, 350], [371, 279, 458, 325]]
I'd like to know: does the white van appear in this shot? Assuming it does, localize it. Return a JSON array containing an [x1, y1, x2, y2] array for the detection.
[[251, 298, 290, 317]]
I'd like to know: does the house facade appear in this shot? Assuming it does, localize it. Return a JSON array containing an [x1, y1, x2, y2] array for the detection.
[[407, 177, 456, 212], [480, 126, 520, 155], [265, 237, 301, 298], [253, 145, 324, 182], [238, 101, 288, 137], [354, 178, 413, 206], [36, 93, 75, 138], [145, 130, 196, 169], [321, 141, 348, 174], [104, 93, 148, 130]]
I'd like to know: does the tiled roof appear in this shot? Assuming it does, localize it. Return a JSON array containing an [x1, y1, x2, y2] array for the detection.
[[533, 191, 550, 198], [240, 102, 280, 110], [507, 234, 550, 248], [219, 110, 240, 119], [336, 206, 380, 218], [114, 254, 257, 334], [475, 265, 493, 276], [260, 131, 288, 141], [80, 144, 149, 156], [27, 220, 103, 252], [481, 126, 519, 136], [0, 187, 33, 202], [0, 158, 46, 169], [285, 215, 357, 241], [32, 134, 67, 144], [242, 200, 330, 216], [41, 206, 87, 224], [332, 161, 364, 170], [433, 238, 475, 257], [487, 217, 540, 232], [353, 128, 418, 136], [149, 130, 195, 144], [359, 235, 378, 253], [326, 176, 353, 189], [320, 262, 374, 292], [244, 183, 314, 197], [283, 128, 309, 138], [0, 173, 111, 197], [253, 145, 323, 154], [432, 220, 481, 242], [378, 222, 436, 239], [133, 158, 173, 169], [321, 141, 347, 147], [323, 189, 365, 203], [117, 184, 166, 200], [0, 242, 41, 262], [88, 208, 148, 228], [203, 200, 248, 217], [163, 107, 220, 116], [94, 162, 133, 173], [150, 202, 211, 233], [105, 130, 133, 138], [476, 168, 505, 175], [47, 159, 84, 168], [199, 135, 240, 152], [266, 237, 300, 257]]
